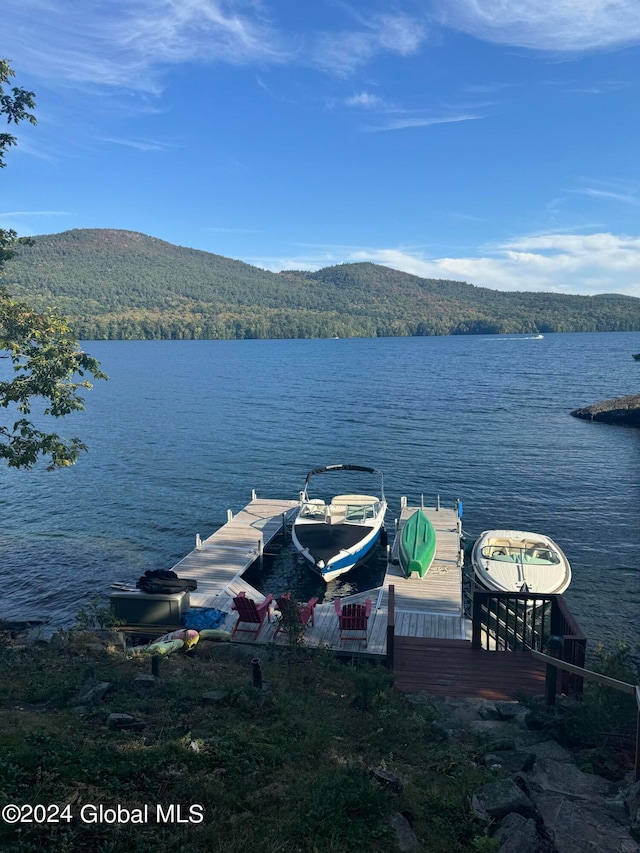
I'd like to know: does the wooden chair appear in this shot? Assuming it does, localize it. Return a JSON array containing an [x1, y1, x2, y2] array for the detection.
[[231, 592, 273, 639], [334, 598, 372, 645], [274, 593, 318, 637]]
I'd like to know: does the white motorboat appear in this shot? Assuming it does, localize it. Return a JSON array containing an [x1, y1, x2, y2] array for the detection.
[[292, 464, 387, 582], [471, 529, 571, 595]]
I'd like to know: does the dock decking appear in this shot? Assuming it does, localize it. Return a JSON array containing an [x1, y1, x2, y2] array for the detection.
[[173, 496, 299, 604]]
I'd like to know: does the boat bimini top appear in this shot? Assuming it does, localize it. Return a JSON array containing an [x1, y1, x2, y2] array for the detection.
[[301, 464, 385, 500], [299, 465, 385, 526]]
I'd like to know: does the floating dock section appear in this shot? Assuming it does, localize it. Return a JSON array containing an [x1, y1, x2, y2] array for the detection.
[[173, 494, 300, 604]]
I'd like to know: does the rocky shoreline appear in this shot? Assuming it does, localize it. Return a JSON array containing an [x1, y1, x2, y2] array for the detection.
[[570, 394, 640, 427], [410, 693, 640, 853]]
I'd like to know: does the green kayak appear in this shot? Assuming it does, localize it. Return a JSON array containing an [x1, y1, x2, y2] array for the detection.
[[399, 509, 437, 578]]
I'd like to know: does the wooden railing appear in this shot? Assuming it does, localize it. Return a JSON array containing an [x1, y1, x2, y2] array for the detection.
[[532, 650, 640, 782], [386, 584, 395, 669], [472, 591, 587, 696]]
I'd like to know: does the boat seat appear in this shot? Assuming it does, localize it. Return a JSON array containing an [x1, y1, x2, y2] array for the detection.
[[302, 500, 326, 518]]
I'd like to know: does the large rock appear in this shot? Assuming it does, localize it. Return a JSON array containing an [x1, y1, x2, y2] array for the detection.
[[570, 394, 640, 427], [526, 757, 611, 799], [390, 813, 420, 851], [472, 778, 536, 822], [492, 812, 539, 853], [534, 792, 640, 852]]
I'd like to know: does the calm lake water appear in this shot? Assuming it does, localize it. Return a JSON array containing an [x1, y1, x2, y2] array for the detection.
[[1, 332, 638, 655]]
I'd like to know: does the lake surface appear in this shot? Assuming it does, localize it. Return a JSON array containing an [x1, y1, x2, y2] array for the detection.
[[1, 332, 638, 655]]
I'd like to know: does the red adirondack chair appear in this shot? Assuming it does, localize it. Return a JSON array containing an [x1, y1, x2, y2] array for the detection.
[[231, 592, 273, 639], [274, 593, 318, 637], [334, 598, 372, 645]]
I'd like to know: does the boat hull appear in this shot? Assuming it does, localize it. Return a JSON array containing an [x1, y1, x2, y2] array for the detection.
[[471, 529, 571, 595], [399, 509, 436, 578], [293, 523, 383, 582]]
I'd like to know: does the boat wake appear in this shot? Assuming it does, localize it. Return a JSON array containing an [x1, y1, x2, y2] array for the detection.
[[491, 334, 544, 341]]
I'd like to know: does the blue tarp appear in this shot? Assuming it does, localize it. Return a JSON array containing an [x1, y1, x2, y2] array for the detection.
[[182, 607, 227, 630]]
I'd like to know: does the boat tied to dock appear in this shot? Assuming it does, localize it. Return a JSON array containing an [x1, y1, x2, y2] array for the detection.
[[291, 464, 387, 582]]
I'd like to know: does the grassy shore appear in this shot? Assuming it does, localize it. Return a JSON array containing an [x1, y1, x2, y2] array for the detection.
[[0, 632, 495, 853]]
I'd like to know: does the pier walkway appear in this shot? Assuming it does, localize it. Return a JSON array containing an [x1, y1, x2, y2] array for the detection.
[[172, 495, 299, 604]]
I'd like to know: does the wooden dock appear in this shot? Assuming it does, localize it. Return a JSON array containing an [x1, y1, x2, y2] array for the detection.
[[166, 495, 470, 658], [118, 492, 583, 700], [171, 494, 300, 604]]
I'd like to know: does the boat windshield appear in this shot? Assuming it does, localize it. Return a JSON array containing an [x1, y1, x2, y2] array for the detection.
[[299, 499, 381, 524], [481, 545, 559, 565], [343, 501, 381, 524]]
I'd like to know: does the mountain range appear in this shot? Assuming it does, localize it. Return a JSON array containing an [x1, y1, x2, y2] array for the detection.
[[4, 229, 639, 340]]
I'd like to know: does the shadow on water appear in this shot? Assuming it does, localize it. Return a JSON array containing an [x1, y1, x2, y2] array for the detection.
[[243, 532, 388, 604]]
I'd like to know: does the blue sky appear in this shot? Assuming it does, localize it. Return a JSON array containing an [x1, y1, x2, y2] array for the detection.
[[2, 0, 640, 296]]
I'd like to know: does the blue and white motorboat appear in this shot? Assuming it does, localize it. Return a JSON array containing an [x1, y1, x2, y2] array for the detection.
[[292, 465, 387, 582]]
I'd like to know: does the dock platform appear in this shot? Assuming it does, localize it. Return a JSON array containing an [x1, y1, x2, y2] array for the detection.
[[172, 495, 299, 604]]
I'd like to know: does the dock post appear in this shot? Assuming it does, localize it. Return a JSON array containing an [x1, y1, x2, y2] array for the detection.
[[472, 593, 482, 649], [400, 496, 407, 509], [635, 687, 640, 782], [386, 585, 395, 669], [196, 534, 202, 550], [227, 509, 233, 523], [420, 494, 424, 509], [251, 489, 257, 501], [258, 537, 264, 569], [436, 494, 440, 511], [545, 636, 564, 706], [251, 658, 262, 690], [151, 655, 161, 678], [282, 512, 287, 539]]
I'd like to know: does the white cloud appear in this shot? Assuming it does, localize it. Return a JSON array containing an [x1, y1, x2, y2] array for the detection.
[[313, 12, 426, 76], [0, 211, 71, 219], [345, 92, 386, 108], [434, 0, 640, 52], [101, 137, 178, 152], [573, 188, 639, 206], [3, 0, 289, 93], [365, 113, 483, 131], [256, 233, 640, 297], [352, 233, 640, 296]]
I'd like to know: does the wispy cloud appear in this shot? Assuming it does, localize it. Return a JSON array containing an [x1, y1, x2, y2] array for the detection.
[[0, 211, 71, 219], [4, 0, 289, 94], [313, 12, 426, 76], [574, 188, 639, 206], [345, 92, 386, 109], [365, 113, 483, 132], [101, 137, 179, 152], [569, 178, 640, 207], [434, 0, 640, 53]]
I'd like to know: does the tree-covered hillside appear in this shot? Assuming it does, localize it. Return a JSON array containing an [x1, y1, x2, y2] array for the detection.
[[5, 229, 640, 339]]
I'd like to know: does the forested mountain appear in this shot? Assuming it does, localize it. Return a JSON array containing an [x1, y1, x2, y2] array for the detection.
[[4, 228, 640, 340]]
